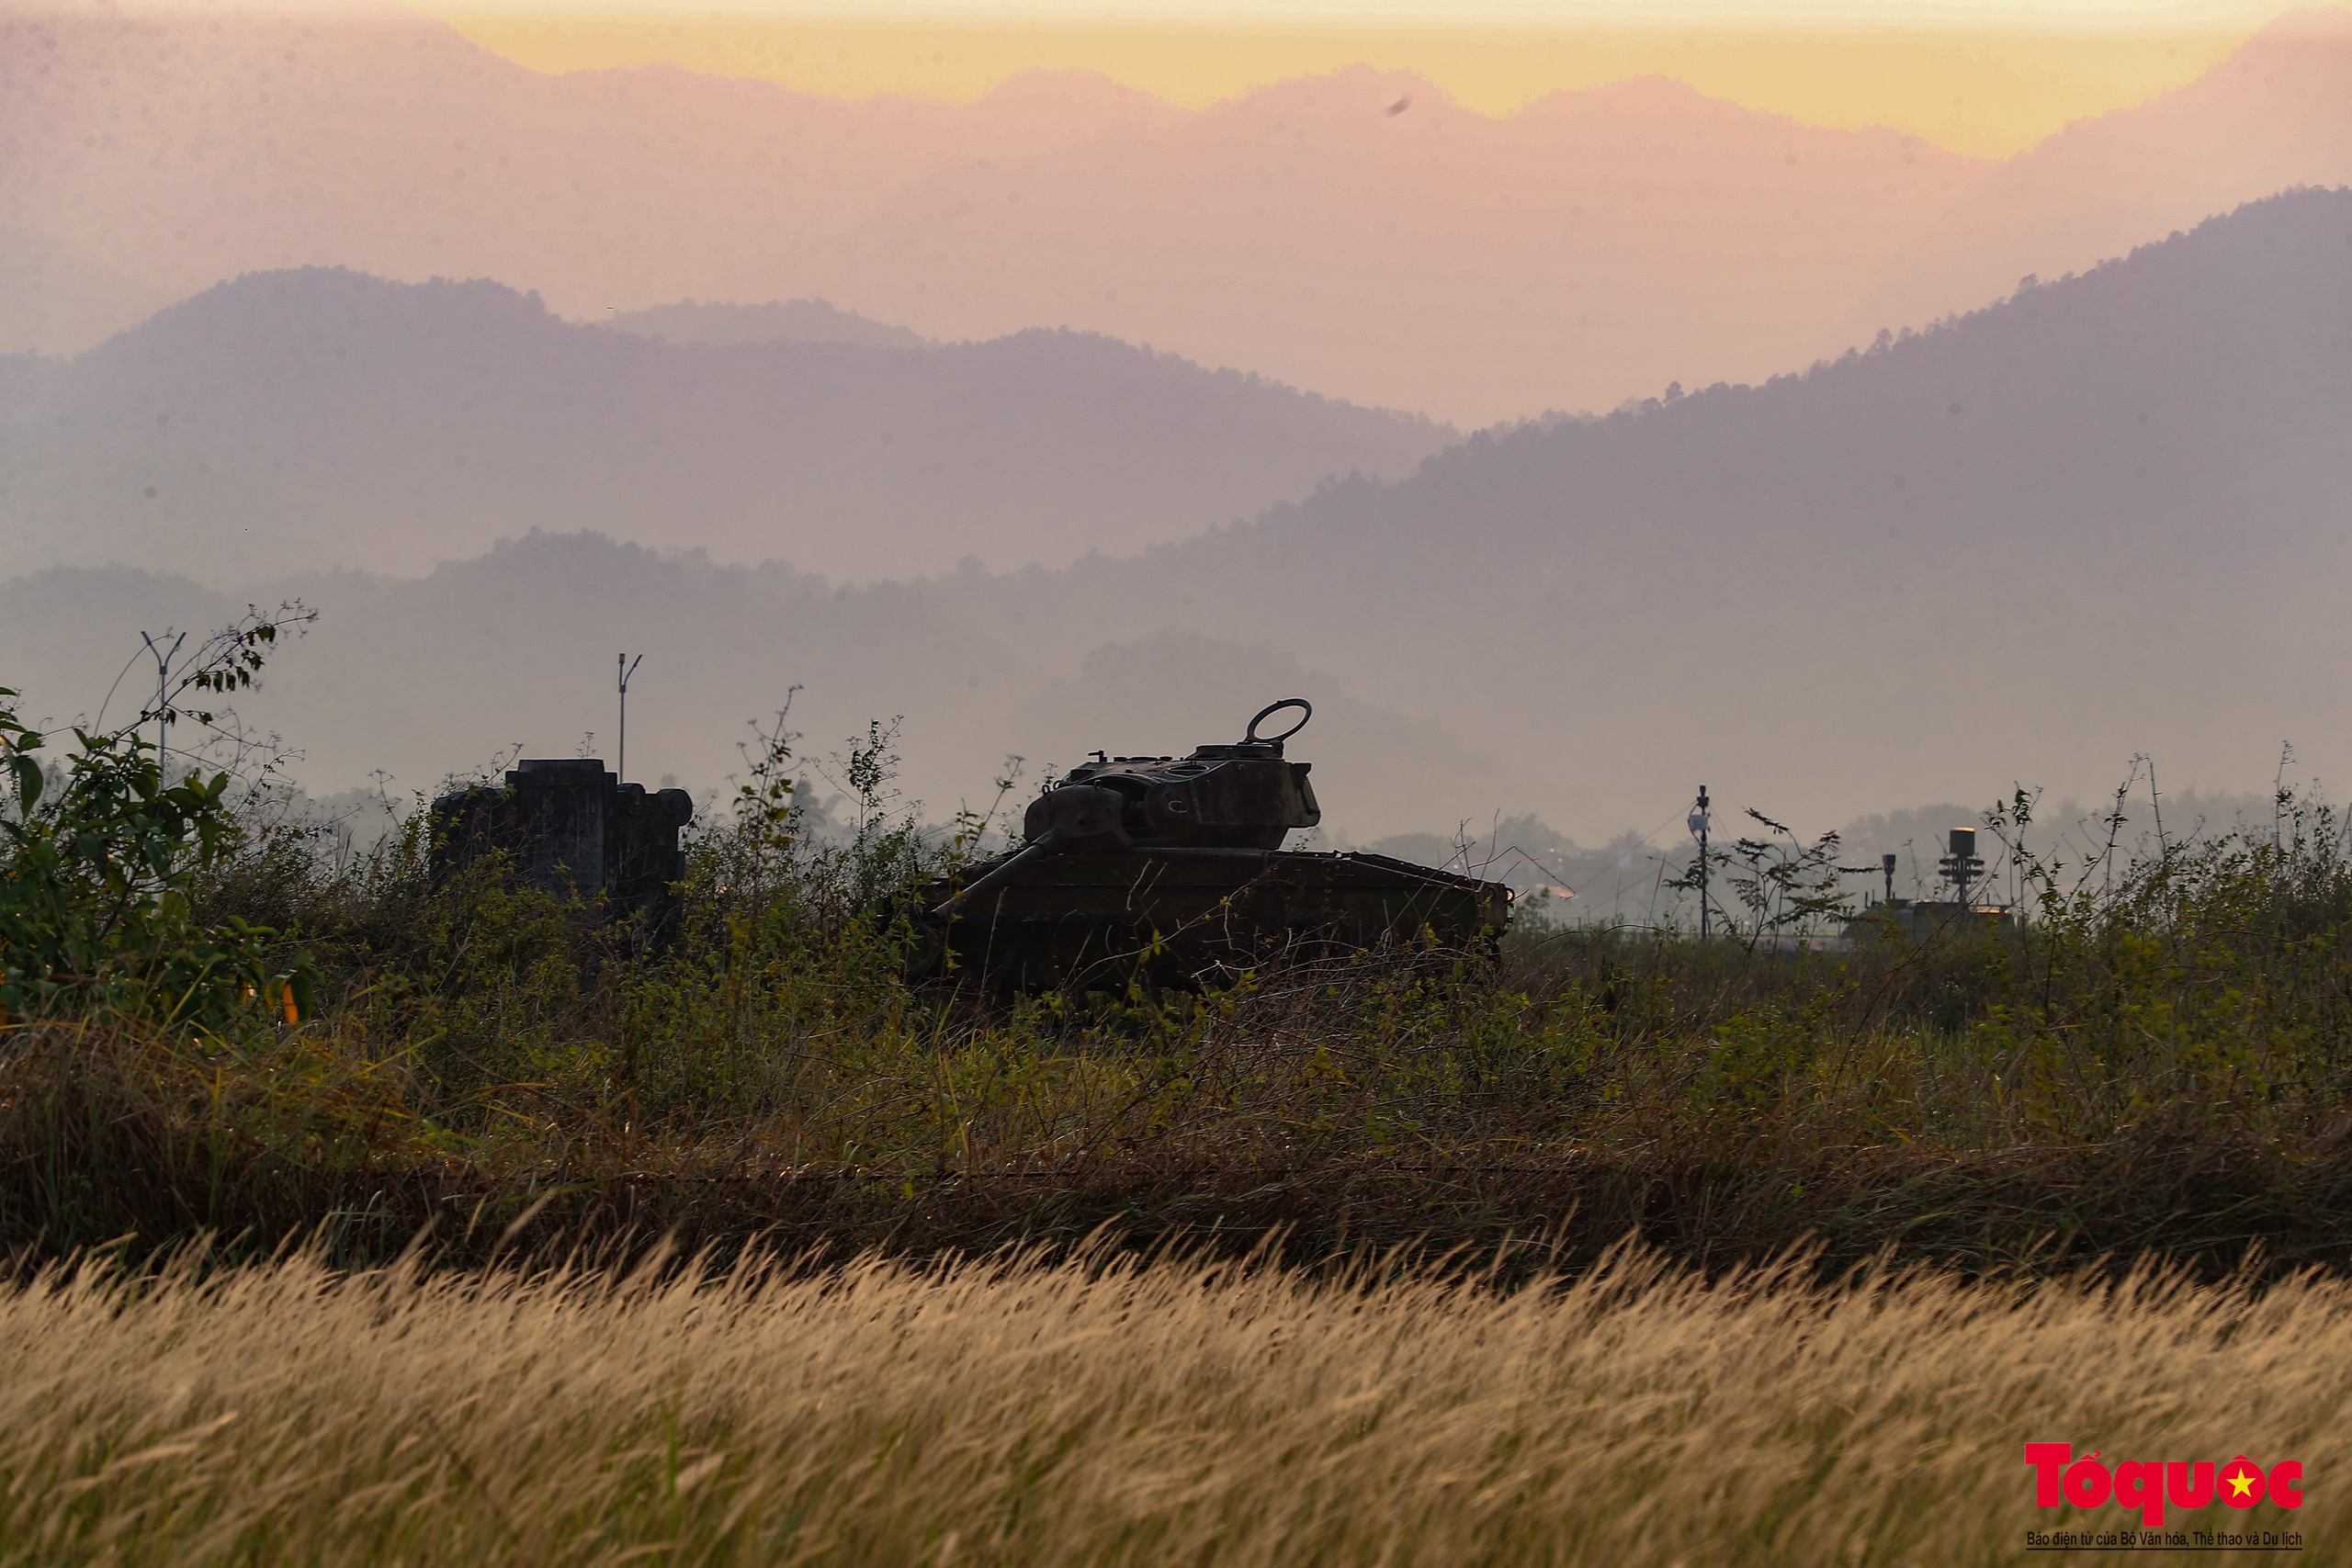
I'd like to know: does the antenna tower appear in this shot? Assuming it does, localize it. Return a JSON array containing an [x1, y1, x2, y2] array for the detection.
[[1939, 828, 1984, 910]]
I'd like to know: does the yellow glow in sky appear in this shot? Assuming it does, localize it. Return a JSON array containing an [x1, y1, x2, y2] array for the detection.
[[427, 11, 2252, 156]]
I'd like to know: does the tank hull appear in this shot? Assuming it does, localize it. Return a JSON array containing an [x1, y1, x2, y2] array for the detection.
[[919, 847, 1510, 991]]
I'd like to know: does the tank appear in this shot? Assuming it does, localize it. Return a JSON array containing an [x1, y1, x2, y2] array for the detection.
[[918, 699, 1511, 990]]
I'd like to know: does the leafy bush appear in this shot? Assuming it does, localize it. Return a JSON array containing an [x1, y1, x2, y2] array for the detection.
[[0, 612, 316, 1034]]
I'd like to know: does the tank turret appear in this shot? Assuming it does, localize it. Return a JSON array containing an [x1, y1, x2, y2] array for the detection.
[[1027, 697, 1320, 852], [937, 699, 1319, 917]]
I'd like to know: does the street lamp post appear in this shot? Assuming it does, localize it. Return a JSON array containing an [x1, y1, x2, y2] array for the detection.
[[617, 652, 643, 783]]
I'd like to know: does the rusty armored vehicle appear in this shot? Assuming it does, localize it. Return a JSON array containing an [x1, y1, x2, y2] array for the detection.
[[918, 699, 1510, 990]]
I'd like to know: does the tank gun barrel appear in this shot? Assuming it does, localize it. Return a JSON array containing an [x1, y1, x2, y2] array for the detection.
[[932, 780, 1136, 919], [931, 825, 1074, 920]]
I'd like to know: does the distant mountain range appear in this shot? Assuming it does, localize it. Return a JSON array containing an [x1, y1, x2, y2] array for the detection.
[[605, 299, 928, 351], [3, 191, 2345, 842], [1026, 187, 2352, 832], [8, 9, 2348, 420], [0, 267, 1450, 585], [0, 226, 174, 358], [1852, 8, 2352, 343]]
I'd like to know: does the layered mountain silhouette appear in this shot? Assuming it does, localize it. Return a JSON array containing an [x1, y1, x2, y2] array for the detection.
[[12, 10, 2352, 421], [0, 267, 1449, 585], [997, 188, 2352, 829], [0, 16, 1180, 321], [1852, 8, 2352, 340], [0, 14, 1182, 342], [813, 68, 1984, 423], [2, 193, 2345, 840]]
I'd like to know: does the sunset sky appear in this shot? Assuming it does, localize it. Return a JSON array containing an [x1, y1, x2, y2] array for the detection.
[[415, 1, 2322, 155]]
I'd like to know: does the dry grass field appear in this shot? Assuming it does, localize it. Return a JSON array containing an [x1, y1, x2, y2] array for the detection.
[[0, 1244, 2337, 1566]]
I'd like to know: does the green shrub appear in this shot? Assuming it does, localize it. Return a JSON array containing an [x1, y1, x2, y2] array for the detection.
[[0, 612, 318, 1035]]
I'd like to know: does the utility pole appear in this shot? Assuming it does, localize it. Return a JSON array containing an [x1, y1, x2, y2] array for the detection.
[[1688, 784, 1712, 940], [616, 652, 643, 783]]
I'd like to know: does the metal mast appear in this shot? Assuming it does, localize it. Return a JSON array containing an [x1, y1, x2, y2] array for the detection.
[[617, 652, 643, 783], [1689, 784, 1713, 940]]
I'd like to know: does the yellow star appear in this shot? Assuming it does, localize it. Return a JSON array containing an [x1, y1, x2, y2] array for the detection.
[[2226, 1470, 2256, 1500]]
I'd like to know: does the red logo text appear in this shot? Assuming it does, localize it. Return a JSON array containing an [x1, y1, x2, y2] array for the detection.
[[2026, 1445, 2303, 1528]]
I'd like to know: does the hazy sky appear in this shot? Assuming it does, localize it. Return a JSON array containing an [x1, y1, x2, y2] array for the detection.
[[419, 0, 2296, 18]]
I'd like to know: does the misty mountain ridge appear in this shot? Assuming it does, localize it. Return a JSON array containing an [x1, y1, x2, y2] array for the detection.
[[10, 9, 2352, 419], [0, 265, 1453, 586], [0, 228, 175, 361], [788, 61, 1987, 422], [604, 299, 928, 350], [0, 528, 1536, 841], [1023, 187, 2352, 829], [607, 66, 1972, 414], [1851, 7, 2352, 344], [3, 192, 2346, 847], [0, 9, 1978, 422]]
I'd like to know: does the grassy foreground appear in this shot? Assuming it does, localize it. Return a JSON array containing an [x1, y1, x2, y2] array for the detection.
[[2, 1244, 2335, 1566]]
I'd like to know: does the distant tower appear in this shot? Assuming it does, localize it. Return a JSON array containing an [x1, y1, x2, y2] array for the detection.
[[1939, 828, 1984, 909], [617, 652, 644, 783], [1688, 785, 1712, 939]]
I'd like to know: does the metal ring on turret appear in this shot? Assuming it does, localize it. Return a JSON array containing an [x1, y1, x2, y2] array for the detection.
[[1244, 697, 1313, 744]]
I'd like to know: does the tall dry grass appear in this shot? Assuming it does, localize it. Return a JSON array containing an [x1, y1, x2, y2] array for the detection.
[[1, 1245, 2337, 1565]]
